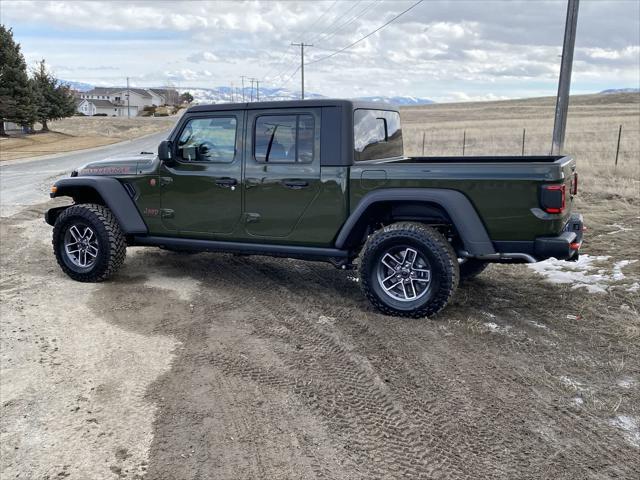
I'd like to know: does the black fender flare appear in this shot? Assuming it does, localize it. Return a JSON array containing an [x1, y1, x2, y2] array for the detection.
[[47, 176, 148, 234], [334, 188, 495, 256]]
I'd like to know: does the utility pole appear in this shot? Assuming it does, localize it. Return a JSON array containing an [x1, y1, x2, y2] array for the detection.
[[291, 42, 313, 99], [249, 78, 255, 102], [551, 0, 579, 155], [126, 76, 130, 119], [254, 79, 260, 101], [241, 75, 247, 102]]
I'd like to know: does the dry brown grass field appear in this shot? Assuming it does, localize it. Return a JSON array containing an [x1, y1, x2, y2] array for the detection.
[[0, 116, 177, 161], [400, 92, 640, 198]]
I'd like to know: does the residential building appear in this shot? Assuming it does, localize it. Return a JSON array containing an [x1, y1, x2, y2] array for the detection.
[[76, 87, 180, 116]]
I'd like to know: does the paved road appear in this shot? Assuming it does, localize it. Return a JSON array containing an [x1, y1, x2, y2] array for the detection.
[[0, 131, 169, 217]]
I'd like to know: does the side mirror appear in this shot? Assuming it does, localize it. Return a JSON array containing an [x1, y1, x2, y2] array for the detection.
[[158, 140, 174, 164]]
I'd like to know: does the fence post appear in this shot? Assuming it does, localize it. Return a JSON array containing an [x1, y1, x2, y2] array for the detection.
[[421, 131, 426, 156], [522, 128, 526, 156], [462, 130, 466, 156], [615, 124, 622, 168]]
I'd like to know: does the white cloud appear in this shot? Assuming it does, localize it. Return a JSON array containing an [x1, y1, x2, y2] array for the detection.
[[2, 0, 638, 98], [187, 51, 221, 63]]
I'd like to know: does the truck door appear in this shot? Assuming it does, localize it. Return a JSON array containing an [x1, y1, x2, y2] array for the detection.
[[159, 112, 243, 236], [243, 108, 321, 238]]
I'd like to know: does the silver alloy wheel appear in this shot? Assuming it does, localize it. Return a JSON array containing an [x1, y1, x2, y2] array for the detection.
[[64, 224, 99, 268], [376, 246, 432, 302]]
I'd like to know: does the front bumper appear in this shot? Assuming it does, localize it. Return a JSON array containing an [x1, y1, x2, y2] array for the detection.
[[534, 213, 584, 261]]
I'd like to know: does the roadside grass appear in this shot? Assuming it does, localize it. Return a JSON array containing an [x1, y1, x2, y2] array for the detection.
[[0, 116, 177, 162]]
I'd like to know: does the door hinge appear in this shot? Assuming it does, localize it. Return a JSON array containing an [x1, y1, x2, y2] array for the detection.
[[244, 213, 261, 223], [160, 208, 175, 219]]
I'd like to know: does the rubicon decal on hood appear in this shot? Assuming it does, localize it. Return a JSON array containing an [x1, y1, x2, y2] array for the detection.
[[79, 166, 134, 175]]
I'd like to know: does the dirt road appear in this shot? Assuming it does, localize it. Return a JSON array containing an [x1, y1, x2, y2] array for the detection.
[[1, 190, 638, 479]]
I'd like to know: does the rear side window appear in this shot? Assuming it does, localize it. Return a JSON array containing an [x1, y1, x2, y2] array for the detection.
[[354, 109, 403, 162], [177, 117, 237, 163], [254, 114, 315, 163]]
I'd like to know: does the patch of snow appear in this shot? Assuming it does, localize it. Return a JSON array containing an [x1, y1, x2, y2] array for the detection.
[[481, 311, 496, 319], [610, 415, 640, 448], [528, 254, 638, 294], [318, 315, 335, 326], [483, 322, 512, 335], [347, 276, 359, 283], [559, 375, 584, 391], [617, 377, 635, 389], [605, 223, 633, 235], [626, 282, 639, 292], [528, 320, 550, 330], [573, 396, 584, 406], [612, 260, 638, 281]]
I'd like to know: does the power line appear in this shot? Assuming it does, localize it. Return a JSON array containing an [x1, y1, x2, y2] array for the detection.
[[306, 0, 424, 65], [314, 0, 379, 46], [303, 0, 340, 40], [307, 0, 364, 44]]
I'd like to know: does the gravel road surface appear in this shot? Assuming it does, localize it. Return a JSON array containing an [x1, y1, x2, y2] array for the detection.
[[1, 140, 638, 479]]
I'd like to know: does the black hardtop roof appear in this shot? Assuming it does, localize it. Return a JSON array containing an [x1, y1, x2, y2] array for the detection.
[[187, 98, 399, 113]]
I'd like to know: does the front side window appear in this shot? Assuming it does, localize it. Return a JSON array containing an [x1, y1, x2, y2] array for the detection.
[[354, 109, 403, 162], [177, 117, 237, 163], [254, 114, 315, 163]]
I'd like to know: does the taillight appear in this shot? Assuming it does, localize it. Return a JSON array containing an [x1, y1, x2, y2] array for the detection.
[[571, 172, 578, 195], [541, 184, 565, 214]]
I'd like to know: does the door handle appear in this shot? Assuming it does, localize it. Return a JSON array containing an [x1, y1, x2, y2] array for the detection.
[[215, 178, 238, 188], [281, 179, 309, 190]]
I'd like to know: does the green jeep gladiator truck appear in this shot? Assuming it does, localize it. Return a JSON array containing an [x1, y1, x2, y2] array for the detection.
[[46, 99, 583, 317]]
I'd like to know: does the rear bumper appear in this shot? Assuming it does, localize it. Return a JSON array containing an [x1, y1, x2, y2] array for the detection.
[[534, 213, 583, 261]]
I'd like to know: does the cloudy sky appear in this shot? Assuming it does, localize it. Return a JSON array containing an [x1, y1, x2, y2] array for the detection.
[[1, 0, 639, 102]]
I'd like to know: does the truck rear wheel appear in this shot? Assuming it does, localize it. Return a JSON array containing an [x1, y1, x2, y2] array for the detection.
[[53, 204, 126, 282], [359, 222, 459, 318], [459, 259, 489, 280]]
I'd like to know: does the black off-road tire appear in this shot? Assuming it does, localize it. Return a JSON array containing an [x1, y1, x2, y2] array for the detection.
[[459, 259, 489, 280], [53, 204, 126, 282], [359, 222, 459, 318]]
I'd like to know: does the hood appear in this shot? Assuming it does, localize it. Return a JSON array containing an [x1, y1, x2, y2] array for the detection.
[[76, 153, 158, 177]]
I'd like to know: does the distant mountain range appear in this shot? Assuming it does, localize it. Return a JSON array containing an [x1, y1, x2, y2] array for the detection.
[[599, 88, 640, 94], [174, 86, 435, 106], [60, 80, 435, 106]]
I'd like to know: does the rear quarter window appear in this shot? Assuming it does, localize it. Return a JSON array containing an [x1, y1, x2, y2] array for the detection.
[[354, 109, 403, 162]]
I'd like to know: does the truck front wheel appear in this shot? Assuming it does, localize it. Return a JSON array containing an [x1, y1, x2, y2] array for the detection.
[[53, 204, 126, 282], [359, 222, 459, 318]]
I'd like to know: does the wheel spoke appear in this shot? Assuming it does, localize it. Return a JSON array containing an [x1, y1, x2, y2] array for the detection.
[[405, 281, 417, 299], [69, 226, 82, 242], [382, 272, 397, 283], [83, 227, 94, 240], [86, 246, 99, 258], [381, 253, 401, 270], [405, 248, 418, 267], [382, 280, 402, 293], [412, 269, 431, 282]]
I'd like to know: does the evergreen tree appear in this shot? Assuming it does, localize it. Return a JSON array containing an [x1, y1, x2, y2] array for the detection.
[[31, 60, 76, 131], [0, 25, 36, 135]]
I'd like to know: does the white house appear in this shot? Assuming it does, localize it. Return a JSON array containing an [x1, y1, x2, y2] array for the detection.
[[77, 98, 139, 117], [77, 87, 180, 116]]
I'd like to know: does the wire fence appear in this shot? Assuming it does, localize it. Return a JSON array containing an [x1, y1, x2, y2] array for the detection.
[[407, 124, 640, 169]]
